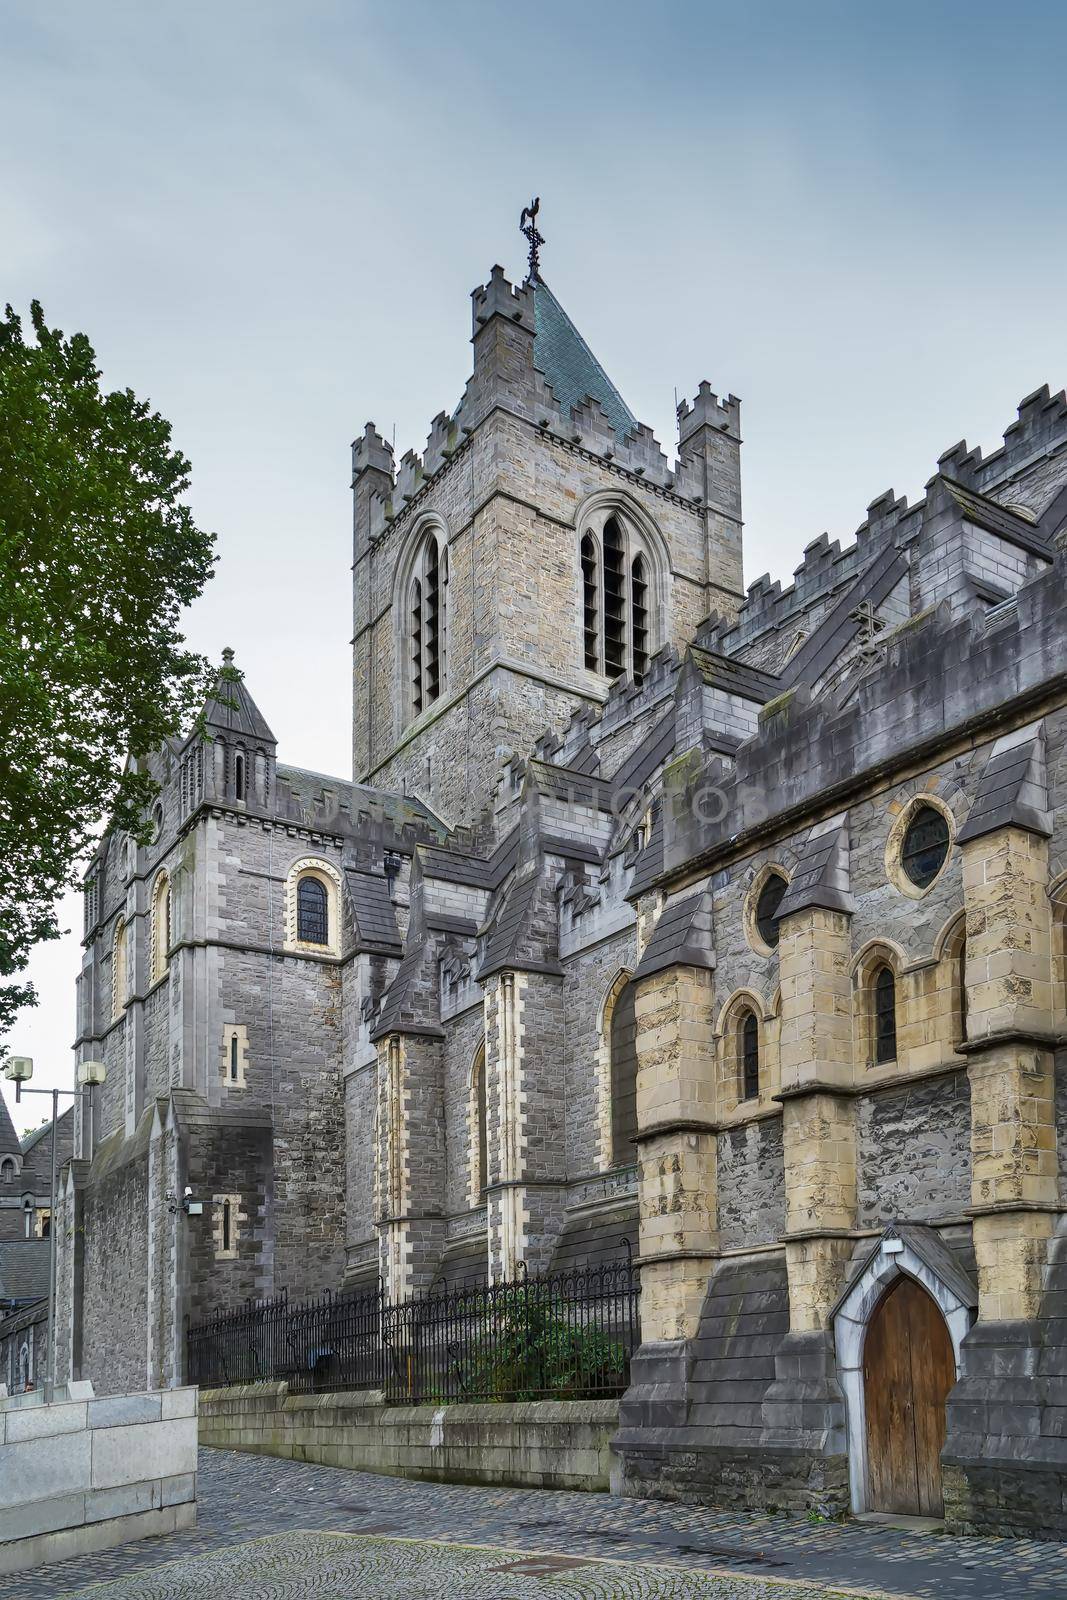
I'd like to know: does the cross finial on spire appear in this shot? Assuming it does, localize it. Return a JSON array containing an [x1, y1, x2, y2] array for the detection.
[[520, 197, 544, 283], [222, 647, 235, 665]]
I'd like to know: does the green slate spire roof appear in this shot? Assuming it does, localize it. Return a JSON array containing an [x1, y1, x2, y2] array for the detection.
[[533, 280, 638, 442]]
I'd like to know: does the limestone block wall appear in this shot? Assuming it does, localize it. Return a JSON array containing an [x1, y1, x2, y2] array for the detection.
[[79, 1144, 150, 1396], [199, 1382, 617, 1492], [0, 1386, 197, 1578]]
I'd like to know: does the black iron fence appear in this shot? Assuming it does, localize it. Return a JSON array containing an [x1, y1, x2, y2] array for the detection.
[[186, 1256, 639, 1403]]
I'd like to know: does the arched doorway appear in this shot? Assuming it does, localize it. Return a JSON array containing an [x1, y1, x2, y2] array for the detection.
[[863, 1277, 955, 1516]]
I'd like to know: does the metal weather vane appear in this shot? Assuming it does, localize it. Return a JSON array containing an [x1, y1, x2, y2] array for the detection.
[[520, 197, 544, 282]]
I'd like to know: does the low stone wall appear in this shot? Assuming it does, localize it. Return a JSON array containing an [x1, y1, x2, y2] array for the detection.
[[199, 1383, 618, 1491], [0, 1384, 198, 1576]]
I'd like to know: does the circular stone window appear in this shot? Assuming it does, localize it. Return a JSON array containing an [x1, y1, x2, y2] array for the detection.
[[900, 804, 950, 890], [746, 870, 788, 954]]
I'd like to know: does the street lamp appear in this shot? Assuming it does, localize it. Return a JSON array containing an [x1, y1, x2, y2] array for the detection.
[[2, 1055, 106, 1402]]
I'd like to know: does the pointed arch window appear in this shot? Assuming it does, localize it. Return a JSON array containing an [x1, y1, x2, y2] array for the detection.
[[609, 979, 639, 1163], [581, 535, 599, 669], [470, 1042, 488, 1201], [741, 1010, 760, 1100], [234, 751, 246, 801], [150, 872, 172, 983], [580, 510, 659, 685], [408, 528, 447, 720], [873, 964, 897, 1064], [112, 918, 128, 1020]]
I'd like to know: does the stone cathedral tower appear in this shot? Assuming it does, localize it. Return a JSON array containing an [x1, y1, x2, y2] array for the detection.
[[351, 259, 745, 825]]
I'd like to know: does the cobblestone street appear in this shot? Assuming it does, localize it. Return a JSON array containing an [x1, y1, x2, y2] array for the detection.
[[3, 1448, 1067, 1599]]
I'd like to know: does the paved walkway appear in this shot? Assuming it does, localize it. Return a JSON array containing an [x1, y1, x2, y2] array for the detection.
[[3, 1447, 1067, 1599]]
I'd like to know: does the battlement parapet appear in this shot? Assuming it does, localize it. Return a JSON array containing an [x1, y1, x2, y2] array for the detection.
[[598, 646, 680, 732], [964, 386, 1067, 497], [677, 380, 741, 445], [352, 421, 395, 483], [471, 264, 536, 337], [662, 546, 1065, 878]]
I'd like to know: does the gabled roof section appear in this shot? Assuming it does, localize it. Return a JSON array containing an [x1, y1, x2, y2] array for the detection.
[[0, 1240, 51, 1305], [477, 870, 562, 982], [626, 805, 664, 900], [343, 869, 401, 953], [775, 815, 853, 921], [201, 650, 276, 745], [957, 722, 1052, 844], [20, 1106, 73, 1158], [941, 477, 1053, 559], [778, 541, 908, 692], [0, 1092, 20, 1161], [534, 280, 638, 442], [368, 940, 444, 1041], [633, 889, 715, 982], [688, 647, 780, 704]]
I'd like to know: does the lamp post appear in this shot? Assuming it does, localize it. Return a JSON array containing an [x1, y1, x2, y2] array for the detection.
[[2, 1056, 106, 1402]]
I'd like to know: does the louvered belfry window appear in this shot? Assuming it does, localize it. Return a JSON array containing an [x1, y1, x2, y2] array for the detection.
[[581, 513, 656, 684], [581, 534, 599, 669], [408, 530, 447, 722]]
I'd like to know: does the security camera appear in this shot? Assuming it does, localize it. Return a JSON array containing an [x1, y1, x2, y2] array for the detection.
[[181, 1187, 204, 1217]]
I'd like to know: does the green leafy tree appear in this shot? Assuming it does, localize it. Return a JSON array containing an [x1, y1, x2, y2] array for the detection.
[[0, 301, 217, 1046]]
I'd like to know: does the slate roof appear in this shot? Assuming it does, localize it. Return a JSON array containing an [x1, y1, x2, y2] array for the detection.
[[778, 541, 909, 692], [775, 816, 853, 920], [20, 1106, 73, 1159], [418, 829, 519, 892], [201, 657, 277, 744], [0, 1241, 51, 1307], [957, 723, 1052, 844], [477, 872, 543, 980], [633, 889, 715, 982], [0, 1092, 19, 1161], [942, 477, 1054, 559], [627, 807, 664, 899], [688, 647, 779, 704], [613, 709, 677, 798], [343, 870, 401, 951], [368, 943, 442, 1041], [277, 767, 443, 833], [534, 280, 638, 441]]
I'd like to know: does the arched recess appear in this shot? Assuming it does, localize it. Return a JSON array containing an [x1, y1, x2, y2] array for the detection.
[[112, 917, 129, 1021], [394, 513, 450, 729], [468, 1039, 488, 1205], [150, 870, 172, 984], [596, 970, 638, 1170], [933, 910, 969, 1048], [851, 941, 906, 1070], [1050, 873, 1067, 1031], [833, 1227, 975, 1515], [284, 856, 344, 956], [716, 989, 771, 1111], [576, 491, 669, 684]]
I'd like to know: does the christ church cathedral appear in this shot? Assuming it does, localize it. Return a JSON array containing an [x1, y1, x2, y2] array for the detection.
[[41, 216, 1067, 1536]]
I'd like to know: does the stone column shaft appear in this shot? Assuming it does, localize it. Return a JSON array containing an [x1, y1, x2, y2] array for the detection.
[[961, 826, 1056, 1321], [778, 907, 858, 1331], [634, 965, 717, 1341]]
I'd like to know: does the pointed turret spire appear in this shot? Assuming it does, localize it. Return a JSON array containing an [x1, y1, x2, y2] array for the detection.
[[201, 649, 276, 745]]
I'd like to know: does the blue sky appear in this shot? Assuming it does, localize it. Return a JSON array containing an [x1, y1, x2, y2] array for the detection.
[[4, 0, 1066, 1129]]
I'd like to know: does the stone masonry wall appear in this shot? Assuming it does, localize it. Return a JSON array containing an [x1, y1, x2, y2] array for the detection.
[[200, 1381, 618, 1492]]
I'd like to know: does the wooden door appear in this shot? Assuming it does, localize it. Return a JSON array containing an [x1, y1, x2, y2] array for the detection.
[[864, 1276, 955, 1516]]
